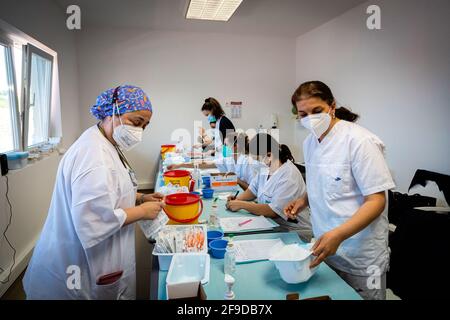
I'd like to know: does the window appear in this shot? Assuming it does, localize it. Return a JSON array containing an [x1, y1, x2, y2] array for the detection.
[[24, 45, 53, 148], [0, 42, 20, 153], [0, 18, 59, 156]]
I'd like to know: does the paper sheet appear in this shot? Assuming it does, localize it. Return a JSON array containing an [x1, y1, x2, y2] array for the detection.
[[219, 216, 277, 233], [233, 239, 285, 263], [139, 211, 169, 239]]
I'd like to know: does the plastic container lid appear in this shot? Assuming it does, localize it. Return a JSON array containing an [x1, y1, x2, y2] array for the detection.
[[6, 152, 29, 160], [165, 193, 200, 206], [163, 170, 191, 178], [161, 144, 176, 148]]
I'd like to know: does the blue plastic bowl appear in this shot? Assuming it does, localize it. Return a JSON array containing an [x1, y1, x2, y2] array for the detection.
[[202, 176, 211, 188], [209, 239, 228, 259], [202, 188, 214, 199], [207, 230, 224, 245]]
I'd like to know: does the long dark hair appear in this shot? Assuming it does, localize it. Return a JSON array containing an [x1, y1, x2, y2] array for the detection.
[[201, 97, 225, 118], [248, 133, 294, 164], [291, 81, 359, 122]]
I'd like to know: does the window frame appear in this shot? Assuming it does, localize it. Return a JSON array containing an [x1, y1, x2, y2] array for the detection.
[[22, 43, 54, 150], [0, 34, 21, 153]]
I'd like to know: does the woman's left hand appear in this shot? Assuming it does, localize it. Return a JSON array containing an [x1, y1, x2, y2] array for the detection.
[[310, 229, 344, 269], [226, 200, 244, 212], [144, 193, 165, 202]]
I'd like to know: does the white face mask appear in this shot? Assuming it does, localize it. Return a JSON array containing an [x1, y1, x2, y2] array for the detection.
[[300, 111, 332, 139], [112, 104, 143, 151]]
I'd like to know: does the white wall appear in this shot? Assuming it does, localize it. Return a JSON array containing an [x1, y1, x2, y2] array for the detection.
[[0, 0, 80, 296], [77, 28, 297, 188], [294, 0, 450, 194]]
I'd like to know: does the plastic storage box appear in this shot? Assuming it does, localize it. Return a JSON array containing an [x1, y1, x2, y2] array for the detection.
[[152, 224, 208, 271], [6, 152, 29, 170], [165, 253, 210, 300]]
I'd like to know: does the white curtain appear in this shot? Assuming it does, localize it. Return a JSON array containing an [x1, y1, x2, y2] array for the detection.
[[28, 52, 51, 147]]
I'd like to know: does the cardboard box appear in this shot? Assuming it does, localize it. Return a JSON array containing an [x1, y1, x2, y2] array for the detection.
[[210, 172, 238, 192]]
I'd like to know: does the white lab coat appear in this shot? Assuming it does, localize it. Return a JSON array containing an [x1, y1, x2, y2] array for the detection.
[[249, 160, 306, 219], [304, 120, 395, 276], [214, 117, 223, 155], [214, 155, 235, 173], [235, 155, 257, 185], [23, 126, 137, 299]]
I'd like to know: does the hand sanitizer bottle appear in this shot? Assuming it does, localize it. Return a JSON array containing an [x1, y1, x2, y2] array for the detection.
[[224, 240, 236, 276], [209, 202, 219, 228], [194, 164, 202, 191]]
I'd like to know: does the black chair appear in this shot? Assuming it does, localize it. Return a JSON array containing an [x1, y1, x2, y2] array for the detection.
[[387, 170, 450, 299]]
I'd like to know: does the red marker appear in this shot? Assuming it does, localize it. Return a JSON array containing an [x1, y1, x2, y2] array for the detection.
[[238, 219, 253, 227]]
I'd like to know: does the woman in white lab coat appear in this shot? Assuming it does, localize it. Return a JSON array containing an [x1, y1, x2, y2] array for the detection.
[[23, 85, 165, 300], [285, 81, 396, 300], [226, 133, 312, 239]]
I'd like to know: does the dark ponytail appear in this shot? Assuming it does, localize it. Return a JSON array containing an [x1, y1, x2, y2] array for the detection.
[[201, 97, 225, 118], [335, 106, 359, 122], [279, 144, 295, 164], [248, 133, 294, 164], [291, 81, 359, 122]]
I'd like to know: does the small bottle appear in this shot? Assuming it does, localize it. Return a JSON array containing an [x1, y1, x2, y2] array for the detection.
[[224, 240, 236, 276], [192, 164, 202, 191], [209, 204, 219, 228]]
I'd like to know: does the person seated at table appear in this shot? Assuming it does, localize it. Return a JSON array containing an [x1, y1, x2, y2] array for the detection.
[[168, 132, 257, 190], [193, 118, 217, 156], [226, 133, 312, 241]]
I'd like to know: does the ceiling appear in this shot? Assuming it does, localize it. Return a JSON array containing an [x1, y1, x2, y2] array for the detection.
[[55, 0, 367, 37]]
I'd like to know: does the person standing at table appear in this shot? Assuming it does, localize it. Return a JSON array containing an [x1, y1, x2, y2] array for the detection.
[[285, 81, 395, 300], [23, 85, 165, 299], [201, 97, 235, 156]]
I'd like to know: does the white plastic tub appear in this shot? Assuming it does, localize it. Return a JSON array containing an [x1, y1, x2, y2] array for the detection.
[[165, 253, 210, 300], [152, 225, 208, 271], [269, 243, 318, 284]]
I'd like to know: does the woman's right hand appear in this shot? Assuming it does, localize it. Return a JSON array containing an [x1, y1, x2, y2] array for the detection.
[[139, 201, 165, 220], [284, 197, 307, 219]]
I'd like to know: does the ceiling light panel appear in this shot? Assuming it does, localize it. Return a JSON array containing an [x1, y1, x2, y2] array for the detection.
[[186, 0, 244, 22]]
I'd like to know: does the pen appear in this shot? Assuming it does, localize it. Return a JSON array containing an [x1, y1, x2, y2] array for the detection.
[[238, 219, 253, 227], [233, 191, 239, 200]]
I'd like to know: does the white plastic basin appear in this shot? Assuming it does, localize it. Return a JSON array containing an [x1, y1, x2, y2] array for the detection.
[[269, 244, 317, 284]]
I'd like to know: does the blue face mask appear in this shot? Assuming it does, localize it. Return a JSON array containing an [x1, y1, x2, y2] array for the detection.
[[208, 115, 217, 123], [222, 145, 233, 158]]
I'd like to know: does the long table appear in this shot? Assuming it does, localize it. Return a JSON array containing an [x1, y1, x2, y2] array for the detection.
[[150, 162, 362, 300]]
